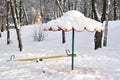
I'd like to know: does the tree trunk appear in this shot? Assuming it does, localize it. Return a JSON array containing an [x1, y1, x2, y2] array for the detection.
[[23, 1, 29, 25], [0, 30, 1, 38], [103, 14, 108, 46], [94, 0, 107, 49], [94, 32, 102, 50], [1, 16, 5, 32], [103, 0, 110, 46], [14, 0, 19, 19], [84, 2, 87, 16], [0, 16, 4, 37], [114, 0, 117, 20], [56, 0, 65, 44], [101, 0, 107, 47], [10, 0, 23, 51], [101, 0, 106, 23], [91, 0, 98, 21], [6, 1, 11, 45], [91, 0, 102, 50], [0, 29, 1, 37], [19, 0, 22, 24]]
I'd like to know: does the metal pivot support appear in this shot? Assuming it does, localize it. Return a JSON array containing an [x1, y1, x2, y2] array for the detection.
[[7, 55, 15, 62]]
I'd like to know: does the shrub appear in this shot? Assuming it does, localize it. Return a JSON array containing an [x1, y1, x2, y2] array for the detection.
[[33, 27, 46, 42]]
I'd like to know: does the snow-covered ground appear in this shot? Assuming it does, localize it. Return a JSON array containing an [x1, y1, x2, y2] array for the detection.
[[0, 20, 120, 80]]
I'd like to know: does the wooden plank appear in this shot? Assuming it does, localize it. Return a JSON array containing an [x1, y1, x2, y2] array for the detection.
[[15, 54, 77, 62]]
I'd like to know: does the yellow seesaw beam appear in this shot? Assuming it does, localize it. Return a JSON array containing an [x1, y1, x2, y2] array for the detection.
[[15, 54, 77, 62]]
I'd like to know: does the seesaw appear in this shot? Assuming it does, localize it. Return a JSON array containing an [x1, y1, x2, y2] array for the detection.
[[7, 54, 77, 62], [7, 49, 77, 62]]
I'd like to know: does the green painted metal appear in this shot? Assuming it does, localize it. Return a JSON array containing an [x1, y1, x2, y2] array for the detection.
[[72, 29, 75, 70], [7, 55, 15, 61], [65, 49, 70, 54]]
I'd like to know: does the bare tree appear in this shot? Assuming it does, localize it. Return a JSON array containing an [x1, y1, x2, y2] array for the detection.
[[10, 0, 23, 51], [103, 0, 111, 46], [6, 0, 11, 44], [0, 0, 6, 37], [93, 0, 107, 50], [91, 0, 102, 50], [113, 0, 117, 20], [56, 0, 65, 44], [18, 0, 28, 25]]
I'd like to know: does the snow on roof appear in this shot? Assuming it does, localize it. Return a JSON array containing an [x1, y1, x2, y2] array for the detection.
[[43, 10, 104, 32]]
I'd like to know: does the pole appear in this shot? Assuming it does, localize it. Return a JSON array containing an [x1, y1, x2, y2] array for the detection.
[[72, 29, 75, 70]]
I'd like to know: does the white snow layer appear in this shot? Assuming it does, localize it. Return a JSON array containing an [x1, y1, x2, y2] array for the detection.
[[0, 15, 120, 80], [43, 10, 104, 32]]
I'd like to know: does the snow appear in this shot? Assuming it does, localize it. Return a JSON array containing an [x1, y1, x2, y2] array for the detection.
[[43, 10, 103, 32], [0, 17, 120, 80]]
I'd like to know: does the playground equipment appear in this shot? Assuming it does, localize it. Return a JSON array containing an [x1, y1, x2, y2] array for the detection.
[[7, 49, 77, 62]]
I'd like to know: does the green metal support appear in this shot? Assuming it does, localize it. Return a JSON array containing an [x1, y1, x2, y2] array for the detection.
[[72, 29, 75, 70]]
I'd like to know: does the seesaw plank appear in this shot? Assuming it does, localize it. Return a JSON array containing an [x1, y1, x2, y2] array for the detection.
[[15, 54, 77, 62]]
